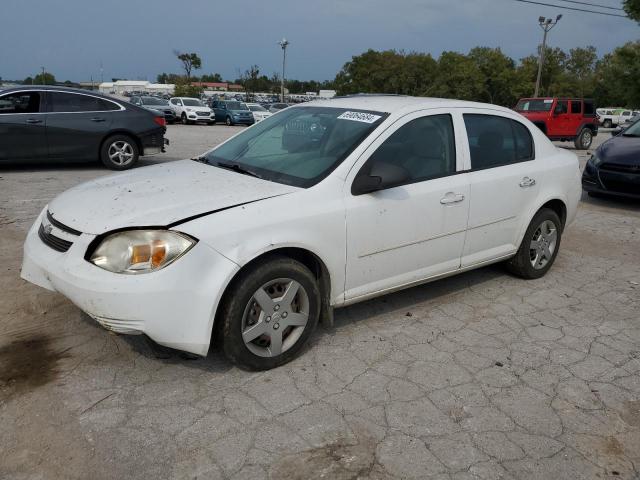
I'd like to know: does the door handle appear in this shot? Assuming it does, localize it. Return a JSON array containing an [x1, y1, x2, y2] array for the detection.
[[90, 117, 106, 122], [26, 118, 43, 124], [440, 193, 465, 205], [519, 177, 536, 188]]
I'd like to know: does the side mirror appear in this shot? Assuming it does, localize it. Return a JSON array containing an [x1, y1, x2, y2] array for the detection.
[[352, 160, 410, 196]]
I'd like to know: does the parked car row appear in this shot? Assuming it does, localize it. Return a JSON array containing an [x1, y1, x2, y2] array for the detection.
[[0, 86, 168, 170], [596, 108, 639, 128]]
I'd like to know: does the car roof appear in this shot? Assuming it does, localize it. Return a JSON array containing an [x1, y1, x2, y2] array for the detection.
[[303, 94, 516, 115], [0, 85, 113, 99]]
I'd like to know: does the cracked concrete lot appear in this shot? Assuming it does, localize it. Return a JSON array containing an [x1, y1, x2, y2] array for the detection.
[[1, 125, 639, 479]]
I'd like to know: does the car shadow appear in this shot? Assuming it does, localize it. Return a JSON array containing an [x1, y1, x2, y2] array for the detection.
[[581, 191, 640, 211], [0, 157, 172, 171]]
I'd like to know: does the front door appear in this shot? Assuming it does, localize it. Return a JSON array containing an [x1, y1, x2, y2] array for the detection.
[[344, 111, 470, 301], [0, 90, 47, 161]]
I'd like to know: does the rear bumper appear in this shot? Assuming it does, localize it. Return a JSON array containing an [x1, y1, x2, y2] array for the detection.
[[21, 208, 240, 355], [140, 128, 166, 156]]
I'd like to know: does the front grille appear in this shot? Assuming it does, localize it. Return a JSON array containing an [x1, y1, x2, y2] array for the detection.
[[38, 211, 81, 252], [196, 111, 210, 116], [601, 163, 640, 174], [38, 224, 73, 252]]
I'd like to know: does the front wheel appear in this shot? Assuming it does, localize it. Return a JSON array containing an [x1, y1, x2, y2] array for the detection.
[[225, 116, 233, 126], [219, 256, 321, 370], [506, 208, 562, 279], [574, 128, 593, 150], [100, 135, 139, 170], [603, 119, 612, 129]]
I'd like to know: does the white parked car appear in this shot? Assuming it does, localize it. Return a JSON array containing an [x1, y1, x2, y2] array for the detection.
[[169, 97, 215, 125], [246, 102, 272, 122], [21, 96, 581, 370], [597, 108, 635, 128]]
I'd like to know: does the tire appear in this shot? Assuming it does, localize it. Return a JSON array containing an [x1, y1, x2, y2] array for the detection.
[[219, 256, 321, 370], [603, 119, 612, 129], [574, 128, 593, 150], [100, 134, 139, 170], [506, 208, 562, 280], [226, 116, 233, 126]]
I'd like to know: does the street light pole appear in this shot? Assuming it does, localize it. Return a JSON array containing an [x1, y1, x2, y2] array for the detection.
[[534, 15, 562, 98], [41, 66, 46, 85], [278, 38, 289, 103]]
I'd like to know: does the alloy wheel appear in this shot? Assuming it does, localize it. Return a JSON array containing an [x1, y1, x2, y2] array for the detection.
[[241, 278, 310, 357], [529, 220, 558, 270], [108, 141, 134, 166], [582, 130, 592, 148]]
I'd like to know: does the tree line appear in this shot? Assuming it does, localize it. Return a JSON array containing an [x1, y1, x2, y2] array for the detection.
[[333, 41, 640, 108]]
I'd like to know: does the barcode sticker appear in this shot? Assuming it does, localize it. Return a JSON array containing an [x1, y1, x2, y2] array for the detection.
[[337, 111, 382, 123]]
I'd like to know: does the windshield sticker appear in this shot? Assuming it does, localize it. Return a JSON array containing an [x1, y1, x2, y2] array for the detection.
[[337, 111, 382, 123], [543, 99, 553, 103]]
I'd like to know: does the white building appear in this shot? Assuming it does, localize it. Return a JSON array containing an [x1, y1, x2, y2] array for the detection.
[[98, 80, 174, 96]]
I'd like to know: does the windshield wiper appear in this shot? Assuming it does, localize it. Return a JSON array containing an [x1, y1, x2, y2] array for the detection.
[[191, 156, 209, 163], [216, 161, 262, 179], [622, 133, 639, 137]]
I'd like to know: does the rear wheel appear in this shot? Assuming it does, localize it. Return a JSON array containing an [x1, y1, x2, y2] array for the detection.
[[603, 119, 612, 128], [506, 208, 562, 279], [100, 135, 138, 170], [219, 256, 320, 370], [574, 128, 593, 150]]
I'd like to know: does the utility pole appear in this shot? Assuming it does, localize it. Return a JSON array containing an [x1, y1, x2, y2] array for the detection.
[[41, 66, 46, 85], [278, 38, 289, 103], [534, 15, 562, 98]]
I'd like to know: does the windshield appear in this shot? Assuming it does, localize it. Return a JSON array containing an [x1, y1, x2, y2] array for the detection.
[[622, 118, 640, 137], [227, 101, 248, 110], [203, 106, 387, 187], [183, 98, 203, 107], [515, 99, 553, 112], [248, 104, 267, 112], [142, 97, 168, 106]]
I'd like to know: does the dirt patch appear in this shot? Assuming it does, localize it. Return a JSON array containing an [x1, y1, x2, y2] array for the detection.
[[270, 437, 377, 480], [620, 400, 640, 427], [603, 436, 624, 456], [0, 335, 68, 400]]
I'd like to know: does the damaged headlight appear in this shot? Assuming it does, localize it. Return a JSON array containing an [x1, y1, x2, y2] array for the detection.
[[89, 230, 197, 274]]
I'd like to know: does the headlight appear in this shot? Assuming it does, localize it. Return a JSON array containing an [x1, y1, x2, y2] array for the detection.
[[589, 153, 603, 166], [89, 230, 196, 274], [186, 108, 193, 112]]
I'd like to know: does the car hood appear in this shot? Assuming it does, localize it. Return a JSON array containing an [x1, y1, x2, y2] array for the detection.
[[598, 135, 640, 166], [48, 160, 298, 235]]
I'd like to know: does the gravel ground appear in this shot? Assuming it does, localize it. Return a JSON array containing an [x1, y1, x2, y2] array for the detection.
[[1, 125, 639, 480]]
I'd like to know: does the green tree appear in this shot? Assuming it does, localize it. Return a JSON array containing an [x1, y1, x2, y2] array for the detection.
[[174, 51, 202, 79], [594, 41, 640, 107], [623, 0, 640, 22], [566, 46, 597, 97], [173, 77, 203, 98], [469, 47, 519, 105], [32, 72, 56, 85], [429, 51, 484, 100], [200, 73, 223, 83]]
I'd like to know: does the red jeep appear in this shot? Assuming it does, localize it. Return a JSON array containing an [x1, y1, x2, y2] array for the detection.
[[515, 97, 598, 150]]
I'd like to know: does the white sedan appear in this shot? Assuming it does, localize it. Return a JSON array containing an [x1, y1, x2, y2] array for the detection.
[[22, 96, 581, 370], [246, 102, 272, 122]]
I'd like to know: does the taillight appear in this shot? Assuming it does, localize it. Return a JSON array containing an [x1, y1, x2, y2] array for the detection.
[[154, 116, 166, 127]]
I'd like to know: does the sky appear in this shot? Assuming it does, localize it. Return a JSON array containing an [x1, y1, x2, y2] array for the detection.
[[0, 0, 637, 83]]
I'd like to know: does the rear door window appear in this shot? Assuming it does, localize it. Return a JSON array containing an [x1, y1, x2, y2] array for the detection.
[[48, 92, 118, 112], [571, 101, 582, 114], [0, 91, 41, 114], [464, 114, 534, 169]]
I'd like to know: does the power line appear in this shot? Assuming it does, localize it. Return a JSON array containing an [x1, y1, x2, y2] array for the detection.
[[555, 0, 624, 11], [511, 0, 629, 17]]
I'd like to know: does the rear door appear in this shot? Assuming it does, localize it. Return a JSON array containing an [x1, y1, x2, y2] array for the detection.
[[569, 100, 583, 134], [552, 100, 572, 136], [0, 90, 47, 161], [45, 91, 118, 160], [460, 111, 540, 266]]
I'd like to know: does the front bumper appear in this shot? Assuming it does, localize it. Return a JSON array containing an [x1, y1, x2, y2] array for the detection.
[[232, 116, 255, 125], [582, 162, 640, 199], [21, 208, 239, 355]]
